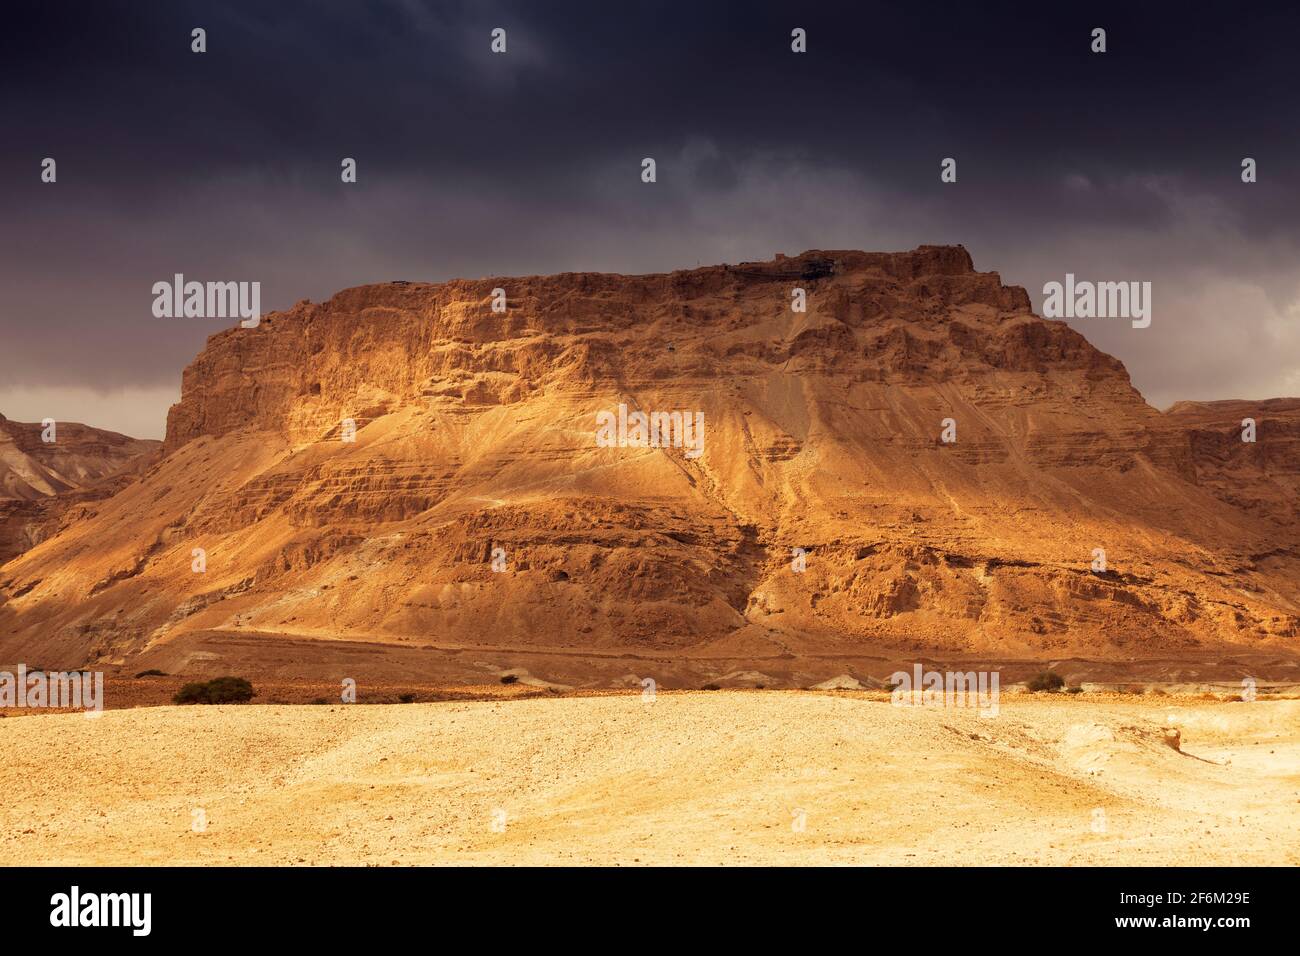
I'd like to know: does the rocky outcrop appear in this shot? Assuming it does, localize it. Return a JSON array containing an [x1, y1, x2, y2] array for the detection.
[[1, 247, 1297, 678]]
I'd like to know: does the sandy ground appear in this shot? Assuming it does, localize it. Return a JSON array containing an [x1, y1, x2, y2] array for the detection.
[[1, 691, 1296, 866]]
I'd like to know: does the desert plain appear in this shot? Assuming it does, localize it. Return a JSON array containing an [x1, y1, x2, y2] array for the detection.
[[1, 689, 1296, 866], [2, 247, 1298, 868]]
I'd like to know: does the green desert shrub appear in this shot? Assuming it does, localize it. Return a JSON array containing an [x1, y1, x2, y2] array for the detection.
[[172, 676, 255, 705], [173, 682, 209, 704], [1025, 671, 1065, 693]]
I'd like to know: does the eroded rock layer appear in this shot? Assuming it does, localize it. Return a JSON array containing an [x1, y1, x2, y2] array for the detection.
[[1, 247, 1297, 680]]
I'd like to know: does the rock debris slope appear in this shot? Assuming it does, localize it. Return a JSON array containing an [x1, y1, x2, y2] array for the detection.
[[1, 247, 1297, 679]]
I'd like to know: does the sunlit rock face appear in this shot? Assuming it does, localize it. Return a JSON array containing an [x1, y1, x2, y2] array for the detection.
[[2, 247, 1297, 680]]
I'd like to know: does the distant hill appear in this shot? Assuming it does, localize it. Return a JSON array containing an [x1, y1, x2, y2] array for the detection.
[[0, 414, 159, 564]]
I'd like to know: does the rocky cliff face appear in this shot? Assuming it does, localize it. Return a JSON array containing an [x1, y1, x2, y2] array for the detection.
[[2, 247, 1297, 682]]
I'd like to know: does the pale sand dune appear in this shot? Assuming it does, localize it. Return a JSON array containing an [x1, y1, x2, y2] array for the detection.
[[1, 692, 1296, 866]]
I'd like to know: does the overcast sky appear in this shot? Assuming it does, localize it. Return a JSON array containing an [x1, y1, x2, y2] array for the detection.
[[2, 1, 1298, 438]]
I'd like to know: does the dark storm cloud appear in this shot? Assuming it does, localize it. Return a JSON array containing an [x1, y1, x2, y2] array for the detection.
[[2, 1, 1298, 436]]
